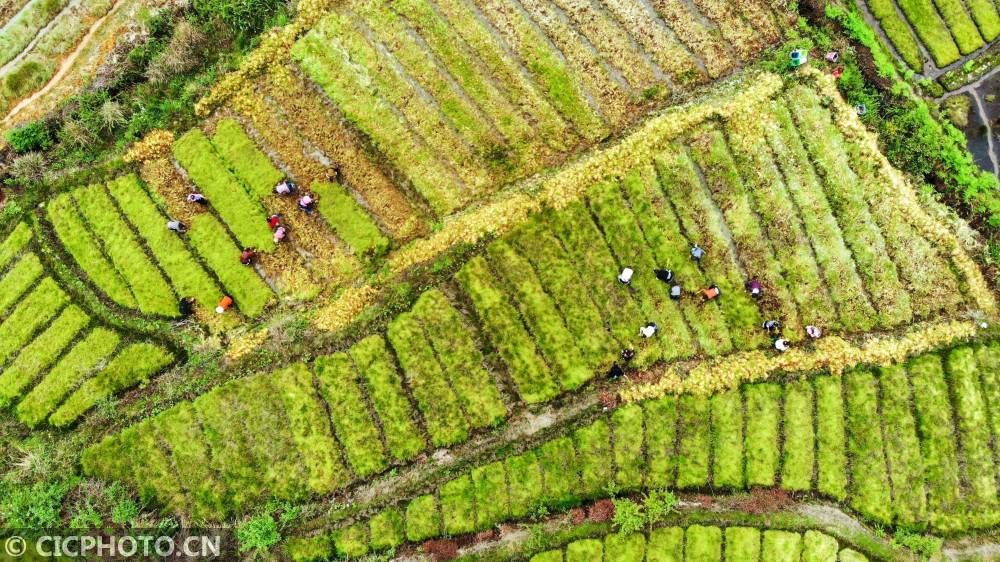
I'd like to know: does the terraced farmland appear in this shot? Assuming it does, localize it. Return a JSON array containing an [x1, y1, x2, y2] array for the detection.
[[83, 288, 506, 520], [281, 341, 1000, 560], [0, 222, 175, 428], [45, 0, 795, 314], [295, 523, 879, 561], [285, 0, 786, 216], [3, 0, 1000, 557], [80, 72, 996, 538]]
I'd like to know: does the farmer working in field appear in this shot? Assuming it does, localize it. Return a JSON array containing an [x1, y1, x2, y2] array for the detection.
[[746, 279, 762, 299], [275, 179, 298, 195], [670, 283, 682, 300], [166, 220, 186, 233], [240, 248, 257, 266], [298, 193, 316, 214], [607, 363, 624, 380], [607, 348, 635, 381], [187, 193, 207, 205], [273, 226, 288, 244], [691, 244, 705, 262], [640, 322, 658, 338], [178, 296, 195, 317], [618, 267, 634, 285], [699, 285, 721, 301]]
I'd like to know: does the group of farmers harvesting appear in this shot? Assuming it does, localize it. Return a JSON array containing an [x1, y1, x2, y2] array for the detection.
[[164, 175, 824, 380], [608, 243, 822, 380], [170, 179, 315, 316]]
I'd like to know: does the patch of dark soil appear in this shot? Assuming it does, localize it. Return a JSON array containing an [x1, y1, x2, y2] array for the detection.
[[728, 488, 795, 514], [691, 494, 716, 508], [423, 538, 460, 560], [474, 529, 498, 542]]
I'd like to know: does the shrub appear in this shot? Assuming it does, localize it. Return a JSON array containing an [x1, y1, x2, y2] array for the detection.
[[108, 484, 140, 526], [611, 498, 643, 536], [193, 0, 284, 37], [60, 119, 96, 148], [644, 489, 677, 525], [0, 479, 75, 529], [6, 121, 53, 153], [8, 152, 47, 184], [237, 514, 280, 552], [97, 101, 127, 131], [69, 505, 102, 529], [145, 20, 209, 84], [891, 529, 942, 560]]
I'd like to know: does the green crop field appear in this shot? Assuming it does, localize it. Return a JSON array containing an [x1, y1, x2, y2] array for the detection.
[[83, 287, 506, 518], [0, 224, 175, 428], [2, 0, 999, 558], [280, 341, 999, 559], [859, 0, 1000, 70], [45, 175, 274, 319]]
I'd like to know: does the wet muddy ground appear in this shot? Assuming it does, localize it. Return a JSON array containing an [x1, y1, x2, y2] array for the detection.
[[953, 70, 1000, 175]]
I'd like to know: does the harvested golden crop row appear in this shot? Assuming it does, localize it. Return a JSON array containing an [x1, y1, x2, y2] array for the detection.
[[806, 68, 997, 316], [228, 89, 329, 186], [621, 319, 981, 402], [263, 64, 427, 242]]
